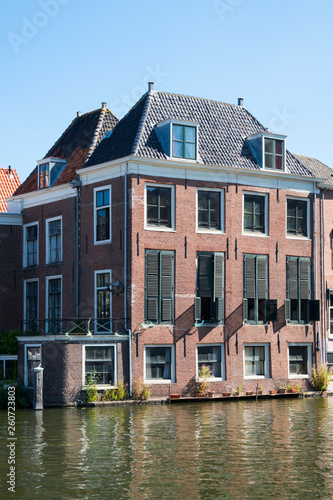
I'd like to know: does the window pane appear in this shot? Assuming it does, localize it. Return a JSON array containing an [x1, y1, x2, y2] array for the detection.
[[185, 143, 196, 159], [147, 187, 158, 207], [265, 154, 273, 169], [275, 140, 283, 155], [185, 126, 196, 142], [172, 125, 183, 141], [275, 155, 283, 170], [198, 192, 208, 210], [264, 138, 274, 154], [172, 141, 183, 157]]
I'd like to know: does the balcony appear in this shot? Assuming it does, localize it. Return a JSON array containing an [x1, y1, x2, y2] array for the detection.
[[21, 318, 128, 336]]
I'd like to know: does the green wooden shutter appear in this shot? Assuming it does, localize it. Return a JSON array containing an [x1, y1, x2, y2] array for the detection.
[[243, 298, 249, 322], [285, 299, 291, 322], [244, 255, 256, 298], [194, 297, 202, 321], [146, 252, 159, 322], [257, 255, 268, 299], [287, 256, 298, 299], [198, 254, 213, 297], [299, 257, 310, 300], [161, 252, 174, 323]]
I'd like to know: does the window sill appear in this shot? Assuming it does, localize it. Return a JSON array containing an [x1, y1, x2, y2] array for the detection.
[[244, 376, 268, 380], [197, 377, 223, 382], [144, 379, 173, 384], [286, 235, 310, 240], [195, 322, 223, 327], [23, 265, 39, 270], [94, 240, 112, 245], [144, 225, 175, 232], [83, 385, 116, 390], [288, 375, 310, 379], [196, 229, 224, 235], [242, 231, 268, 238], [243, 322, 268, 326], [46, 261, 63, 266]]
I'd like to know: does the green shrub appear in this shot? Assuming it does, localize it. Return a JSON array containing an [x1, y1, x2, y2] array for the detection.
[[85, 374, 98, 403], [0, 382, 30, 409], [0, 329, 21, 355], [312, 364, 333, 392], [132, 378, 150, 400]]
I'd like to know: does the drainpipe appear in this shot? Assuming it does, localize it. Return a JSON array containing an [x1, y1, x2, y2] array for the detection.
[[322, 188, 327, 364], [71, 176, 82, 318], [124, 162, 132, 395], [313, 182, 321, 358]]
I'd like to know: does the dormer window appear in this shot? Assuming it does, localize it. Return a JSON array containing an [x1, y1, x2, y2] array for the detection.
[[247, 132, 286, 172], [264, 138, 284, 170], [172, 124, 196, 160], [155, 120, 198, 161], [38, 158, 67, 189]]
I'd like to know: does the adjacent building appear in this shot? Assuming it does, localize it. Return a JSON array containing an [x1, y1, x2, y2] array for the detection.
[[2, 85, 331, 404]]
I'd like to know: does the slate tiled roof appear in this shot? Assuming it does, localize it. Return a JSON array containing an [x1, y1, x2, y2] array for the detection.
[[0, 167, 20, 212], [15, 107, 118, 195], [294, 154, 333, 186], [86, 90, 313, 177]]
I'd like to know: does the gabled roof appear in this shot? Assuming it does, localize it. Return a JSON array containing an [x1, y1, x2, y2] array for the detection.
[[294, 154, 333, 186], [86, 90, 313, 178], [15, 106, 118, 195], [0, 168, 20, 212]]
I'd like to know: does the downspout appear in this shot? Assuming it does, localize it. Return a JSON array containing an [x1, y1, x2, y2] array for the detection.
[[124, 162, 132, 395], [313, 182, 321, 358], [322, 188, 327, 364], [71, 176, 82, 319]]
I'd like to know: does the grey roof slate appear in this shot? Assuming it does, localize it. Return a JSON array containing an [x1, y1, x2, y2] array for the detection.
[[86, 90, 314, 178], [294, 154, 333, 186]]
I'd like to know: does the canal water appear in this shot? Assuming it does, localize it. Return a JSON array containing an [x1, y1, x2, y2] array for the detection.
[[1, 397, 333, 499]]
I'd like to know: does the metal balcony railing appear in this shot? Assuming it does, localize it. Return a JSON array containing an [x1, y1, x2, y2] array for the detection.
[[21, 318, 128, 336]]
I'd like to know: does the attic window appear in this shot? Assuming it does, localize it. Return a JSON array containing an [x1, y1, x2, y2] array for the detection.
[[172, 124, 196, 160], [38, 158, 67, 189], [264, 138, 284, 170]]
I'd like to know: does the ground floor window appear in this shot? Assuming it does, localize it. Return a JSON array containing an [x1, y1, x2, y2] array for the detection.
[[145, 346, 174, 382], [0, 356, 17, 380], [288, 344, 311, 377], [244, 344, 269, 378], [197, 345, 224, 378], [24, 345, 41, 387], [84, 345, 116, 386]]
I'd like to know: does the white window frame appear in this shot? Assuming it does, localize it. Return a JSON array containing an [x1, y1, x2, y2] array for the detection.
[[46, 216, 62, 264], [196, 344, 225, 381], [144, 183, 175, 232], [23, 222, 39, 268], [0, 355, 18, 380], [94, 185, 111, 245], [24, 279, 39, 324], [286, 197, 310, 240], [288, 343, 312, 378], [196, 187, 225, 234], [46, 275, 62, 333], [171, 122, 198, 161], [82, 343, 117, 389], [329, 292, 333, 338], [242, 191, 269, 237], [94, 270, 112, 332], [262, 135, 286, 171], [243, 343, 270, 379], [24, 344, 42, 387], [144, 345, 175, 384]]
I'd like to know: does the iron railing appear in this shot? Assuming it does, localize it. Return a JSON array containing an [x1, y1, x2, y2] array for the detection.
[[21, 318, 128, 336]]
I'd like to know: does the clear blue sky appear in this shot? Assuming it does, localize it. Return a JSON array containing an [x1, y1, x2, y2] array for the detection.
[[1, 0, 332, 183]]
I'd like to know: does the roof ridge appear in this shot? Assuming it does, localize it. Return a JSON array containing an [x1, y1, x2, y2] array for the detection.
[[156, 90, 243, 109], [85, 107, 106, 163], [131, 91, 153, 156]]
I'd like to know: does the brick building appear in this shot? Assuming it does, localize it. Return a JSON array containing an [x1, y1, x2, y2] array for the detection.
[[2, 85, 331, 404]]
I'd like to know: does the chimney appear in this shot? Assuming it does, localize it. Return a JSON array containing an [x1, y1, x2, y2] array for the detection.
[[238, 97, 244, 107], [102, 102, 107, 109], [8, 165, 13, 179], [76, 111, 81, 118], [148, 82, 154, 92]]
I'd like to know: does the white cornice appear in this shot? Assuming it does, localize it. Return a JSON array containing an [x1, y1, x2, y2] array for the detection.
[[8, 184, 76, 208], [0, 213, 23, 225], [17, 335, 129, 341]]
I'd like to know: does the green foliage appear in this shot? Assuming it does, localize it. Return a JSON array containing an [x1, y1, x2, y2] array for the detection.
[[197, 364, 212, 394], [0, 382, 30, 409], [132, 378, 150, 400], [116, 380, 128, 400], [0, 329, 21, 355], [85, 374, 98, 403], [312, 364, 333, 392]]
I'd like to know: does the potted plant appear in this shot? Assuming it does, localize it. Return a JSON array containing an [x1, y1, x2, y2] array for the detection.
[[222, 390, 231, 397], [257, 386, 263, 395], [233, 384, 243, 396], [269, 389, 277, 395], [197, 364, 212, 397], [246, 390, 254, 396], [312, 364, 333, 396], [278, 386, 286, 394]]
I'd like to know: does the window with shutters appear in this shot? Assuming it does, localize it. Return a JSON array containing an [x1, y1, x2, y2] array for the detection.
[[195, 252, 224, 323], [243, 254, 268, 324], [285, 256, 311, 323], [243, 193, 267, 234], [197, 189, 223, 232], [46, 217, 62, 264], [244, 344, 270, 378], [145, 250, 174, 324], [23, 222, 38, 267], [288, 344, 311, 377], [145, 184, 174, 229], [145, 345, 174, 382], [197, 345, 224, 379], [287, 198, 309, 237], [94, 186, 111, 244]]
